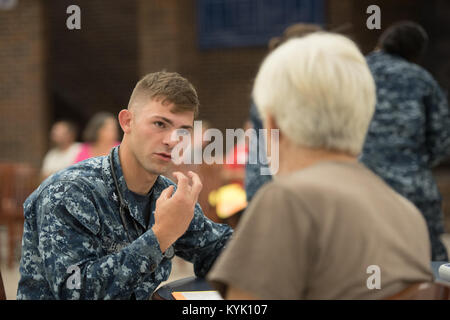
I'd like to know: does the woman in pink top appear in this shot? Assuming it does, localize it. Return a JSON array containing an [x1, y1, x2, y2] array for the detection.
[[74, 112, 120, 163]]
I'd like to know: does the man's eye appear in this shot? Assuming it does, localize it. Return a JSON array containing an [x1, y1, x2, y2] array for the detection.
[[154, 121, 165, 128]]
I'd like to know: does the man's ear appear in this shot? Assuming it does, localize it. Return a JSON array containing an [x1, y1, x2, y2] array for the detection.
[[264, 113, 283, 139], [118, 109, 132, 134], [264, 113, 277, 131], [264, 113, 285, 148]]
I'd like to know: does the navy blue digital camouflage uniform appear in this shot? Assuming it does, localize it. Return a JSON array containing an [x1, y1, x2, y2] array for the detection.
[[361, 50, 450, 261], [17, 146, 233, 299], [245, 102, 272, 202]]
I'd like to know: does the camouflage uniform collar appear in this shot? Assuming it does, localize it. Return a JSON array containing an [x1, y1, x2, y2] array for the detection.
[[105, 145, 153, 230]]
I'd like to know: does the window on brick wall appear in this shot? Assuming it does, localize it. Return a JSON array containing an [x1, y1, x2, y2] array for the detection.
[[197, 0, 325, 49]]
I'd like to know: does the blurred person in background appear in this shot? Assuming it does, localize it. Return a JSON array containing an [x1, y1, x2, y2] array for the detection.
[[41, 120, 80, 180], [221, 120, 251, 186], [208, 32, 433, 299], [360, 21, 450, 261], [245, 23, 323, 203], [74, 112, 120, 163]]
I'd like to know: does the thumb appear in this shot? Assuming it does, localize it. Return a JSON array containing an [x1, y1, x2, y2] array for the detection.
[[158, 185, 174, 201]]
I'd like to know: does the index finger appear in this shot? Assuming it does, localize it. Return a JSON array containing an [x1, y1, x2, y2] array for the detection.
[[187, 171, 203, 201]]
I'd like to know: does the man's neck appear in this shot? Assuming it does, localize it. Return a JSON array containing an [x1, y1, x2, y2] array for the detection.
[[118, 143, 158, 195], [276, 146, 357, 176]]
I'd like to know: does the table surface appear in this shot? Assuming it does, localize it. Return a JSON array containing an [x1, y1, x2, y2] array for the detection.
[[152, 261, 450, 300], [151, 276, 214, 300]]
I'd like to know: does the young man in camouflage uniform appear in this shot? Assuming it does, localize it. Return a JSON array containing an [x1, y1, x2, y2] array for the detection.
[[361, 22, 450, 261], [17, 72, 233, 299]]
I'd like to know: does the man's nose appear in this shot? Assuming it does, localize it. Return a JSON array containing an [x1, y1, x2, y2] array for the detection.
[[163, 130, 179, 149]]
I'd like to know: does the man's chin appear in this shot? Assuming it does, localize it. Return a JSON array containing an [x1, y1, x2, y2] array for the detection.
[[143, 163, 171, 177]]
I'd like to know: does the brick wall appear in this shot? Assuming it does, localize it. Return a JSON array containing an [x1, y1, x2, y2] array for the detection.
[[0, 0, 48, 167], [138, 0, 266, 135], [0, 0, 140, 167], [46, 0, 139, 141]]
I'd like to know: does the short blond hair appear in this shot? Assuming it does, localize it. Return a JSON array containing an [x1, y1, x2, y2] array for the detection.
[[128, 71, 199, 117], [253, 32, 376, 156]]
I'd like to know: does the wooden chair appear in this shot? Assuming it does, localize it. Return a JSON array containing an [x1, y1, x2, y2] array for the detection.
[[0, 269, 6, 300], [0, 163, 38, 268], [388, 281, 450, 300]]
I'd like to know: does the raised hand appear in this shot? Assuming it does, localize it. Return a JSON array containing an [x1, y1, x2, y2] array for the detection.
[[152, 171, 203, 252]]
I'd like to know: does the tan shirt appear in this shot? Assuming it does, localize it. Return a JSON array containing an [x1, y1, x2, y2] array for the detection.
[[208, 161, 433, 299]]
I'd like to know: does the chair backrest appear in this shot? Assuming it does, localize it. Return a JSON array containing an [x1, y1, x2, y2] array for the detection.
[[0, 269, 6, 300], [388, 281, 450, 300], [0, 162, 38, 216]]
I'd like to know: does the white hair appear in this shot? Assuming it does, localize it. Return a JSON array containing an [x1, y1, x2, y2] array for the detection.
[[252, 32, 376, 156]]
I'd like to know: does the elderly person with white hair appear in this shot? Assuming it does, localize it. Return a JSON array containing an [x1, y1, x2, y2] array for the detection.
[[207, 32, 433, 300]]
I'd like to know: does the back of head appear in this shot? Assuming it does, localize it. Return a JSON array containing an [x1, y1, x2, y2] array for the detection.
[[54, 120, 78, 138], [253, 32, 376, 156], [378, 21, 428, 62], [82, 112, 115, 143], [268, 23, 323, 51]]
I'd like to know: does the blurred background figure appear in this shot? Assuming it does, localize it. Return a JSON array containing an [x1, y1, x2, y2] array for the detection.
[[245, 22, 323, 203], [41, 120, 80, 180], [360, 21, 450, 261], [222, 120, 251, 186], [74, 112, 120, 163]]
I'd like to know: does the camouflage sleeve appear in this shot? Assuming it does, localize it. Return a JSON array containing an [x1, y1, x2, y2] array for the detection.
[[425, 81, 450, 166], [173, 203, 233, 277], [38, 183, 164, 299]]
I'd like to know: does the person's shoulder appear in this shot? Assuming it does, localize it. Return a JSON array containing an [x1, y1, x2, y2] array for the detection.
[[248, 175, 301, 208], [35, 156, 106, 200], [75, 142, 91, 157], [272, 161, 375, 199], [26, 157, 106, 230], [395, 58, 435, 86], [42, 147, 62, 161], [402, 60, 436, 85], [365, 50, 384, 62], [249, 166, 323, 199], [56, 156, 104, 181], [272, 161, 346, 188], [366, 50, 395, 66], [78, 142, 90, 149], [69, 142, 82, 151], [242, 172, 318, 227], [366, 51, 431, 78]]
